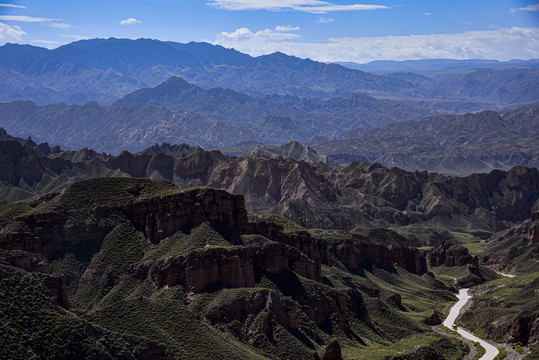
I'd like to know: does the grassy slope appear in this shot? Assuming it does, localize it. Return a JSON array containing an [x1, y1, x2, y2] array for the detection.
[[0, 262, 171, 360], [459, 273, 539, 344]]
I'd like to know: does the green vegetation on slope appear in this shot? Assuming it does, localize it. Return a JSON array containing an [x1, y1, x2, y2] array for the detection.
[[0, 262, 171, 360], [459, 273, 539, 345]]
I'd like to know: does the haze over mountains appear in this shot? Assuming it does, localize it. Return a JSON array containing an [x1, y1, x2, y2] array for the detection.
[[0, 37, 538, 177], [1, 37, 538, 108]]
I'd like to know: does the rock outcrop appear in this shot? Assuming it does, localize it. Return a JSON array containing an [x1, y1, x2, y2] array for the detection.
[[0, 186, 249, 259], [424, 310, 442, 326], [148, 241, 321, 293], [204, 289, 300, 342], [0, 177, 457, 360], [320, 339, 342, 360], [123, 187, 249, 242], [479, 211, 539, 273], [427, 240, 473, 268]]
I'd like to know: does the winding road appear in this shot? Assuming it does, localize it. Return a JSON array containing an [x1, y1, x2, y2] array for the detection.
[[443, 288, 499, 360]]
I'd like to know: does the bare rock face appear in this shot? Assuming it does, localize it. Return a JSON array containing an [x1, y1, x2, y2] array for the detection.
[[43, 274, 70, 309], [321, 339, 342, 360], [0, 249, 52, 274], [148, 241, 321, 293], [0, 187, 249, 259], [123, 187, 249, 242], [424, 310, 442, 326], [507, 313, 539, 345], [331, 238, 427, 275], [0, 209, 108, 260], [479, 212, 539, 271], [529, 219, 539, 245], [427, 239, 473, 268]]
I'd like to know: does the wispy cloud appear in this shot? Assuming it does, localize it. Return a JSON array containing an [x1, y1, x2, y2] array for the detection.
[[275, 25, 301, 32], [0, 15, 72, 30], [119, 17, 142, 25], [215, 27, 301, 49], [317, 16, 334, 23], [214, 26, 539, 62], [29, 39, 68, 49], [509, 3, 539, 13], [0, 3, 26, 8], [60, 34, 90, 41], [0, 15, 62, 23], [422, 12, 431, 16], [207, 0, 388, 14], [0, 22, 25, 43], [47, 22, 72, 29], [30, 39, 66, 45]]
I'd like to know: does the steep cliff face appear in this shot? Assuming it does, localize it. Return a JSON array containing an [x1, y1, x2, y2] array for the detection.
[[123, 187, 249, 242], [0, 181, 248, 259], [148, 240, 321, 293]]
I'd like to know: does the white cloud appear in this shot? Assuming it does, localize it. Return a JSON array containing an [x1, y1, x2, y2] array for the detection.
[[317, 17, 334, 23], [0, 15, 72, 30], [217, 27, 301, 43], [47, 22, 72, 29], [60, 34, 90, 40], [207, 0, 388, 13], [0, 22, 25, 43], [422, 12, 431, 16], [28, 39, 67, 49], [509, 3, 539, 13], [213, 26, 539, 62], [0, 3, 26, 8], [30, 39, 66, 45], [0, 15, 62, 23], [119, 18, 142, 25], [275, 25, 301, 32]]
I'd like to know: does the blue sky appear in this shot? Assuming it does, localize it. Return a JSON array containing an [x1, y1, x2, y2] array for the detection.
[[0, 0, 538, 62]]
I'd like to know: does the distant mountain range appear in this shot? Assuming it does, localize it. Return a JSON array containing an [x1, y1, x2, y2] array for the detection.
[[1, 37, 538, 177], [309, 102, 539, 175], [0, 76, 433, 153], [337, 58, 539, 72], [1, 38, 538, 112], [2, 100, 536, 176]]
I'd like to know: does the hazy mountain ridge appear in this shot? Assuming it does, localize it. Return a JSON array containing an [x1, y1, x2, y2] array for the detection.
[[112, 75, 433, 133], [310, 103, 539, 175], [0, 76, 434, 153], [1, 38, 537, 112], [245, 140, 339, 166], [0, 100, 254, 153], [0, 38, 419, 105]]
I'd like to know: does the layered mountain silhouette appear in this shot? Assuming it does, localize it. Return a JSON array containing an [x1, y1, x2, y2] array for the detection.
[[0, 77, 433, 153], [1, 38, 538, 111]]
